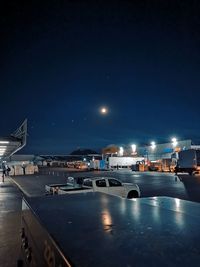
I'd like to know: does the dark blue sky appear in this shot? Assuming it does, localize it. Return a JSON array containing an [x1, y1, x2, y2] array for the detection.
[[1, 0, 200, 154]]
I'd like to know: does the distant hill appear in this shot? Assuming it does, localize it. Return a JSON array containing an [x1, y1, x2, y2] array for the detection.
[[70, 148, 98, 155]]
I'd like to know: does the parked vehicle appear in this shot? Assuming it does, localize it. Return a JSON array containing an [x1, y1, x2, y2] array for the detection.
[[45, 177, 140, 198], [176, 149, 200, 175]]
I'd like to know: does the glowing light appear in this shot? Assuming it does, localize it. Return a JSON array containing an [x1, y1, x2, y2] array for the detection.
[[0, 149, 6, 154], [151, 141, 156, 150], [131, 144, 136, 153], [0, 141, 9, 144], [119, 146, 124, 156], [100, 107, 108, 114], [172, 137, 178, 147]]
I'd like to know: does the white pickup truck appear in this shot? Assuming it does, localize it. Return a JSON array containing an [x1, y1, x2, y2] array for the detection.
[[45, 177, 140, 199]]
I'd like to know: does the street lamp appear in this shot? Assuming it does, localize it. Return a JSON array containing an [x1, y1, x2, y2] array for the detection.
[[131, 144, 136, 154], [150, 141, 156, 161], [119, 147, 124, 156], [150, 141, 156, 151], [171, 137, 178, 148]]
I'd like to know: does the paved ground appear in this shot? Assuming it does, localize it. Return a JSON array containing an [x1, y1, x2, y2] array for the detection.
[[1, 168, 200, 266], [12, 168, 200, 202], [0, 177, 22, 267]]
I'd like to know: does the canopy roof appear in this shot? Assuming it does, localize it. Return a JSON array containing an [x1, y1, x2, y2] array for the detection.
[[0, 119, 27, 160]]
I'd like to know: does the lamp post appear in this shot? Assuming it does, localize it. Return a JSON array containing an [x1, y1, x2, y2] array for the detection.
[[119, 147, 124, 156], [150, 141, 156, 161], [150, 141, 156, 150], [171, 137, 178, 174], [171, 138, 178, 151], [144, 147, 149, 166], [131, 144, 137, 155]]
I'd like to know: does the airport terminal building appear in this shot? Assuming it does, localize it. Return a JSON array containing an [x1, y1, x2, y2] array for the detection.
[[137, 139, 200, 161], [104, 139, 200, 171]]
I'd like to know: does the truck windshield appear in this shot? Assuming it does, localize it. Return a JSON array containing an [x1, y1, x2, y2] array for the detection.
[[83, 180, 92, 187], [108, 179, 122, 187], [96, 179, 106, 187]]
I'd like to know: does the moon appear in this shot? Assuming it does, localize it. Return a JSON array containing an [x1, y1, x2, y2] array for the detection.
[[100, 107, 108, 114]]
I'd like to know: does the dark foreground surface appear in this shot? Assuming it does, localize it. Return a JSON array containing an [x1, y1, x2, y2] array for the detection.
[[23, 193, 200, 267], [1, 168, 200, 266]]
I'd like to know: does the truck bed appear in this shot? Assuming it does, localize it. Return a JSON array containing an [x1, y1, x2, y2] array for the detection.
[[58, 186, 92, 194], [45, 183, 82, 194]]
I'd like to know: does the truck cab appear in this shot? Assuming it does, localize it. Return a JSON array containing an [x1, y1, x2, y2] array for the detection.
[[83, 177, 140, 198]]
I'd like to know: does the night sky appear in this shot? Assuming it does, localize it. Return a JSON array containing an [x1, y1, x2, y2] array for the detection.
[[1, 1, 200, 154]]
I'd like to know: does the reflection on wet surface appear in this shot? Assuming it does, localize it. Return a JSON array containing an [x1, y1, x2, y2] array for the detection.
[[101, 209, 114, 234]]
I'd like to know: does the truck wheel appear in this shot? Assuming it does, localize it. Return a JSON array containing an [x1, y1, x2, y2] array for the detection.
[[127, 191, 139, 199]]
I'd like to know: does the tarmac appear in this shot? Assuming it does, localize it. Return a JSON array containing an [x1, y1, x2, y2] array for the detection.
[[1, 170, 200, 266], [0, 177, 22, 267], [5, 172, 200, 267]]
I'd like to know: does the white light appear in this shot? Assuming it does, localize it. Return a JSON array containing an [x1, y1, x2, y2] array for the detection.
[[131, 144, 136, 153], [0, 141, 9, 144], [151, 141, 156, 150], [100, 107, 108, 114], [175, 198, 180, 208], [119, 146, 124, 156], [172, 137, 178, 147], [0, 146, 7, 148]]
